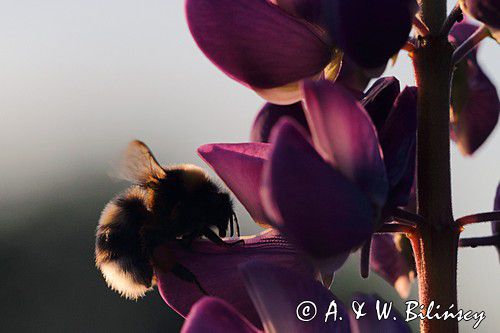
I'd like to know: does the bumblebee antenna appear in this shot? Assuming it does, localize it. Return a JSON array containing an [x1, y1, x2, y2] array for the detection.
[[171, 263, 210, 295]]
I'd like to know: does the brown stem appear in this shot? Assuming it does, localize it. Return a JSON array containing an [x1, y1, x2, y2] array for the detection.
[[459, 235, 500, 248], [392, 208, 424, 226], [456, 211, 500, 227], [413, 1, 458, 329]]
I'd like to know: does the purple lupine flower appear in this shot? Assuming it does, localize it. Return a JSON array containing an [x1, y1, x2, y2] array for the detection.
[[370, 234, 413, 298], [270, 0, 323, 24], [251, 102, 310, 143], [186, 0, 332, 104], [262, 118, 374, 264], [154, 230, 315, 328], [261, 80, 417, 267], [323, 0, 418, 68], [460, 0, 500, 39], [185, 0, 417, 104], [248, 77, 416, 290], [258, 81, 389, 270], [181, 261, 410, 333], [449, 21, 500, 155], [198, 142, 271, 227]]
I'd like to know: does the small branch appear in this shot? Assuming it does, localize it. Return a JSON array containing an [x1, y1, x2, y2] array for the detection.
[[452, 25, 490, 64], [360, 238, 372, 279], [439, 3, 463, 37], [392, 208, 423, 226], [456, 211, 500, 227], [377, 223, 416, 234], [413, 17, 430, 36], [459, 235, 500, 248]]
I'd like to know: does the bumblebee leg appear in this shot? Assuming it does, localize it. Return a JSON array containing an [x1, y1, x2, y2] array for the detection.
[[232, 212, 240, 237], [229, 213, 234, 237], [171, 263, 209, 295], [203, 227, 243, 247]]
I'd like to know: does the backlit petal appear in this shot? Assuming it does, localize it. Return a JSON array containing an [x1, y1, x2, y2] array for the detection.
[[251, 102, 310, 143], [261, 119, 373, 259], [325, 0, 418, 68], [460, 0, 500, 30], [181, 297, 261, 333], [186, 0, 332, 89], [241, 261, 351, 333], [370, 234, 412, 298], [198, 143, 270, 226], [156, 230, 314, 328], [379, 87, 417, 207], [302, 80, 388, 208], [451, 57, 499, 155], [362, 77, 401, 132]]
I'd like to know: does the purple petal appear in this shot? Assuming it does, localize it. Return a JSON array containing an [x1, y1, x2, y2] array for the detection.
[[350, 294, 412, 332], [198, 143, 270, 227], [370, 234, 412, 298], [493, 183, 500, 259], [261, 119, 373, 259], [325, 0, 418, 68], [270, 0, 323, 24], [379, 87, 417, 207], [181, 297, 261, 333], [362, 77, 401, 132], [450, 21, 483, 56], [251, 102, 310, 143], [253, 81, 303, 105], [186, 0, 331, 89], [302, 80, 388, 208], [451, 57, 499, 155], [241, 260, 351, 332], [460, 0, 500, 30], [156, 230, 315, 328]]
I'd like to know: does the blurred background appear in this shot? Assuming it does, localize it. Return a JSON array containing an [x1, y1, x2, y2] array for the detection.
[[0, 1, 498, 332]]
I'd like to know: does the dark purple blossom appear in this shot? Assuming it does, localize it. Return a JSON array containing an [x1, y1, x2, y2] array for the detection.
[[185, 0, 417, 104], [324, 0, 418, 68], [460, 0, 500, 39], [155, 230, 315, 328], [262, 119, 374, 260], [186, 0, 332, 104], [198, 143, 271, 227], [181, 261, 410, 333], [251, 102, 310, 142], [449, 21, 500, 155], [370, 234, 413, 298]]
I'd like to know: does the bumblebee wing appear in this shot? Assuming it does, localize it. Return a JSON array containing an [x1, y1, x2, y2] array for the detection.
[[117, 140, 166, 184]]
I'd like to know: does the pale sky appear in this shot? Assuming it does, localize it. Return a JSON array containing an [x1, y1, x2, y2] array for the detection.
[[0, 1, 498, 332]]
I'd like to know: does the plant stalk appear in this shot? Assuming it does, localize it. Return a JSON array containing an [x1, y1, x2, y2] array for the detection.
[[413, 1, 459, 331]]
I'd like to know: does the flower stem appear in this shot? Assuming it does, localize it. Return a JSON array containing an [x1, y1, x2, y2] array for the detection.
[[459, 235, 500, 248], [452, 25, 490, 64], [413, 0, 459, 330], [456, 211, 500, 227]]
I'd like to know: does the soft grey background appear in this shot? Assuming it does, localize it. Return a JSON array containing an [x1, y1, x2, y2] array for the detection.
[[0, 1, 498, 332]]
